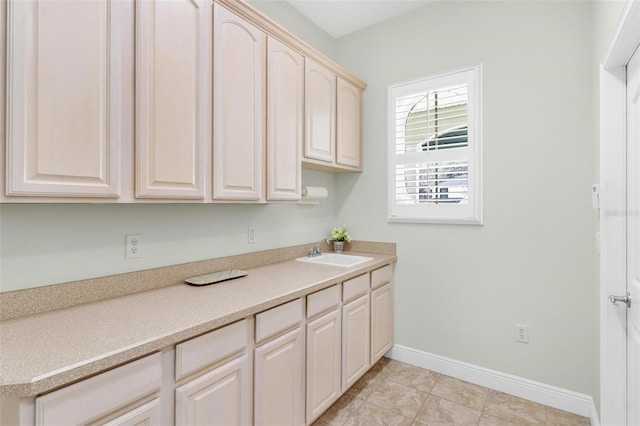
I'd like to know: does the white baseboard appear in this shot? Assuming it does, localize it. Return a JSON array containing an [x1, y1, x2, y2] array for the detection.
[[387, 344, 599, 425]]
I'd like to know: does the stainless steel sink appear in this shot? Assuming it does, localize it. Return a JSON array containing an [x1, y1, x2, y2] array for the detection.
[[295, 253, 373, 267]]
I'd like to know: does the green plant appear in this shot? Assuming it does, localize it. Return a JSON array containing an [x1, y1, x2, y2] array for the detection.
[[331, 225, 352, 242]]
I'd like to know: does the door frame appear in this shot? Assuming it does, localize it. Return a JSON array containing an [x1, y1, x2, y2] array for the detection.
[[600, 1, 640, 425]]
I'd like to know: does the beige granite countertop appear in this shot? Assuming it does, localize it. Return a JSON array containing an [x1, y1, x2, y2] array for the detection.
[[0, 250, 395, 397]]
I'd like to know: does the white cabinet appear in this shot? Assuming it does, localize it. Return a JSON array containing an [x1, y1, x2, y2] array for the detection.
[[336, 77, 363, 170], [303, 60, 364, 173], [371, 282, 394, 363], [35, 353, 162, 426], [306, 307, 341, 424], [5, 0, 123, 198], [3, 262, 394, 426], [213, 3, 266, 201], [175, 354, 252, 426], [135, 0, 209, 199], [342, 294, 370, 391], [254, 327, 305, 425], [304, 58, 336, 165], [254, 299, 305, 426], [174, 319, 252, 426], [266, 37, 304, 201]]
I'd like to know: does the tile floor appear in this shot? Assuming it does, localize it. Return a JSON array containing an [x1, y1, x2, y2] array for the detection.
[[313, 357, 591, 426]]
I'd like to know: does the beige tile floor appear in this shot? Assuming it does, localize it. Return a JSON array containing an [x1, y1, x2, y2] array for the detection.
[[314, 357, 591, 426]]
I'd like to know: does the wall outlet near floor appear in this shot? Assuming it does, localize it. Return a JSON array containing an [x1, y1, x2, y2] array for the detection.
[[515, 323, 529, 343], [247, 226, 256, 244], [125, 234, 142, 259]]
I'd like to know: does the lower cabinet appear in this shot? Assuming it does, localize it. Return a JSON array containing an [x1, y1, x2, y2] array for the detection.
[[342, 293, 370, 390], [35, 353, 162, 426], [371, 282, 394, 363], [254, 299, 305, 426], [306, 307, 342, 424], [174, 319, 253, 426], [175, 354, 251, 426], [254, 327, 305, 425], [11, 263, 395, 426]]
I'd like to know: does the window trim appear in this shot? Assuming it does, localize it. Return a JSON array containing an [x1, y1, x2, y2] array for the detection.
[[387, 64, 483, 225]]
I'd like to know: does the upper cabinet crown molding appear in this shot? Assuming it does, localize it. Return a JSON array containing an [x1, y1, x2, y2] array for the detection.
[[214, 0, 367, 92], [5, 0, 123, 198]]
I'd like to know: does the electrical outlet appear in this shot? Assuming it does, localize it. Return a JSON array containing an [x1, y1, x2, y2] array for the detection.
[[248, 226, 256, 244], [515, 323, 529, 343], [125, 234, 142, 259]]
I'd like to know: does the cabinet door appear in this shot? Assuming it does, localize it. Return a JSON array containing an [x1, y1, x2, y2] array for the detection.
[[336, 77, 363, 170], [371, 283, 394, 363], [213, 4, 266, 201], [254, 327, 305, 426], [6, 0, 122, 198], [175, 354, 252, 426], [103, 398, 161, 426], [342, 294, 370, 391], [266, 37, 303, 201], [304, 58, 336, 164], [306, 308, 341, 424], [135, 0, 209, 199]]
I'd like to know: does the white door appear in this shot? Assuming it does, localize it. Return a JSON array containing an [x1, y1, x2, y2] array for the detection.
[[342, 294, 370, 390], [6, 0, 122, 198], [306, 308, 341, 425], [336, 77, 363, 169], [304, 58, 336, 164], [175, 354, 252, 426], [266, 37, 303, 202], [135, 0, 208, 199], [626, 46, 640, 426], [212, 3, 266, 201], [254, 327, 305, 426]]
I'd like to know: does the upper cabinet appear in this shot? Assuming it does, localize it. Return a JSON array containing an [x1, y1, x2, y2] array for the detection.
[[212, 3, 266, 202], [135, 0, 210, 199], [267, 37, 304, 201], [304, 59, 336, 165], [303, 62, 364, 173], [336, 77, 363, 170], [5, 0, 123, 198], [2, 0, 366, 203]]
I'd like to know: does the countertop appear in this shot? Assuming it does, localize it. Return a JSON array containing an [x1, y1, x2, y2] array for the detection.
[[0, 251, 396, 397]]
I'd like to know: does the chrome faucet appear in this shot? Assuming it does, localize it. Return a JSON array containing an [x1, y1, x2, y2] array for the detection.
[[308, 238, 331, 257]]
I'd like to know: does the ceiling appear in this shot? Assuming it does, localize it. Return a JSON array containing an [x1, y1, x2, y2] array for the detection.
[[286, 1, 435, 38]]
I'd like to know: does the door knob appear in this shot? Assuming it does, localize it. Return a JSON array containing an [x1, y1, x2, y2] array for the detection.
[[609, 293, 631, 308]]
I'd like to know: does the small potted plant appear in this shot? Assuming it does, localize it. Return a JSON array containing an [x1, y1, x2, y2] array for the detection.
[[331, 225, 352, 253]]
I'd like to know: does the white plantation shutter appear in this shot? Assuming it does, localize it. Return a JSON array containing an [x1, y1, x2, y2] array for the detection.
[[388, 65, 483, 224]]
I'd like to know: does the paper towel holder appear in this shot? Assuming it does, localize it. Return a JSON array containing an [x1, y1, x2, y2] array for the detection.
[[299, 186, 328, 205]]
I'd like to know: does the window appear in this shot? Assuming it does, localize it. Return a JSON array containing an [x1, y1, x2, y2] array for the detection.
[[387, 65, 483, 224]]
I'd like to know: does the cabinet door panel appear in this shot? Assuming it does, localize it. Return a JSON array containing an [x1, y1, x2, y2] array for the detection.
[[213, 4, 266, 201], [371, 283, 394, 363], [266, 37, 303, 201], [336, 77, 362, 169], [254, 327, 305, 426], [103, 398, 161, 426], [175, 354, 251, 426], [6, 0, 122, 197], [342, 294, 370, 390], [306, 308, 341, 424], [136, 0, 208, 199], [304, 59, 336, 164]]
